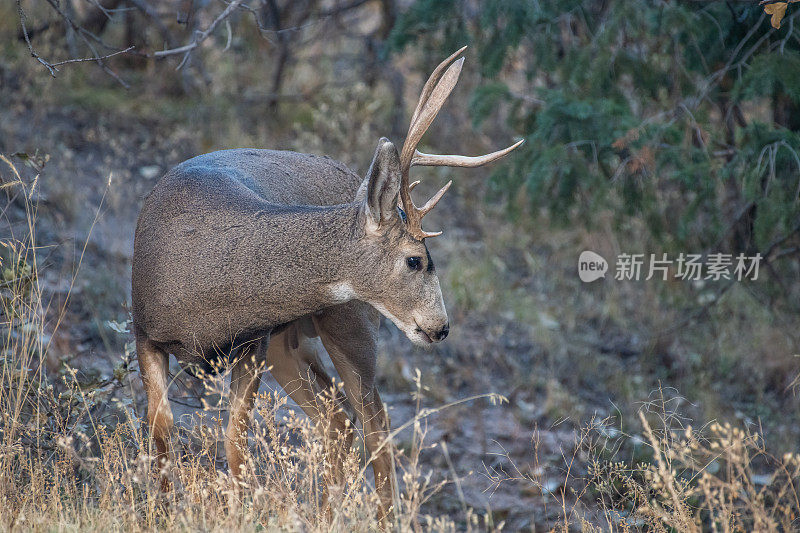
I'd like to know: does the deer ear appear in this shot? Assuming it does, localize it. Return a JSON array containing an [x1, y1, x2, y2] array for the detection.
[[360, 138, 401, 232]]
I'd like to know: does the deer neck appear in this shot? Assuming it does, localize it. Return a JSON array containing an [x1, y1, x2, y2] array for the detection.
[[247, 202, 366, 317]]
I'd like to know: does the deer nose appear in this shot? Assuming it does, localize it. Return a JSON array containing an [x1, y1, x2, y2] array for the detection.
[[436, 323, 449, 341]]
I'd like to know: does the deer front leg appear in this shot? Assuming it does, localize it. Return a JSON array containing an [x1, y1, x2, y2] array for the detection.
[[136, 331, 173, 491], [225, 338, 268, 482], [312, 302, 397, 523]]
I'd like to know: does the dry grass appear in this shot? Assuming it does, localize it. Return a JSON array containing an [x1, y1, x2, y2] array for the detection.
[[479, 394, 800, 532], [584, 395, 800, 532]]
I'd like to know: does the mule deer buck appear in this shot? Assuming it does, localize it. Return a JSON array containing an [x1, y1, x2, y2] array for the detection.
[[131, 47, 521, 518]]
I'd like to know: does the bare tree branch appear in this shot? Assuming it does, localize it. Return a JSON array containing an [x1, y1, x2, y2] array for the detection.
[[16, 0, 378, 88], [49, 46, 135, 68], [17, 0, 57, 77], [43, 0, 125, 52], [153, 0, 244, 66], [17, 0, 136, 86], [17, 0, 133, 79]]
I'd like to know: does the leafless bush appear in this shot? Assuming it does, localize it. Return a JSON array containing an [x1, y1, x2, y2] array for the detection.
[[14, 0, 395, 95]]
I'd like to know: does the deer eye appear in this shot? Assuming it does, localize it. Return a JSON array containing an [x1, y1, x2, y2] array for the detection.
[[406, 256, 423, 271]]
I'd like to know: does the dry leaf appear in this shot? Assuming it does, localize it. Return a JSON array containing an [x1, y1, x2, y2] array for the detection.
[[764, 2, 788, 29]]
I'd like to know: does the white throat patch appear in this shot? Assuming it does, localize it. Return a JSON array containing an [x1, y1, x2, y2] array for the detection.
[[327, 282, 357, 303]]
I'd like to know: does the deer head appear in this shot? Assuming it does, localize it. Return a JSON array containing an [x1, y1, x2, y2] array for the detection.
[[349, 47, 523, 346]]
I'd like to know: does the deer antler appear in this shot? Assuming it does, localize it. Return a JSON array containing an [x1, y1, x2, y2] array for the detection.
[[398, 47, 524, 240]]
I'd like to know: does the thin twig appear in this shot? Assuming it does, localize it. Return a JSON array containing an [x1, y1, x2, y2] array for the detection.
[[153, 0, 244, 60], [49, 46, 135, 68], [17, 0, 57, 77], [18, 0, 134, 85]]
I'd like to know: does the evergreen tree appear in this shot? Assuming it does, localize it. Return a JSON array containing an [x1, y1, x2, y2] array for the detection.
[[390, 1, 800, 269]]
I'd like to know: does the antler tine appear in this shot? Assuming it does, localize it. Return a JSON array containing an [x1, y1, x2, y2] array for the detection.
[[409, 46, 468, 128], [419, 229, 443, 239], [399, 56, 465, 174], [418, 180, 452, 216], [411, 139, 525, 168]]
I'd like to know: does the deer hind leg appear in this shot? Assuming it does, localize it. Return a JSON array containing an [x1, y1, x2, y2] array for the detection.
[[225, 338, 268, 482], [312, 302, 397, 524], [136, 331, 173, 491], [267, 322, 356, 500]]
